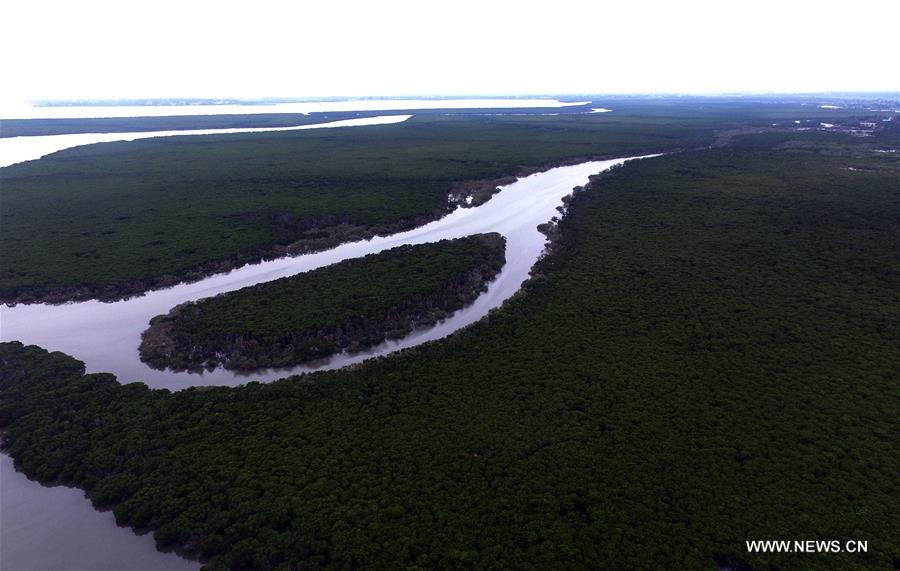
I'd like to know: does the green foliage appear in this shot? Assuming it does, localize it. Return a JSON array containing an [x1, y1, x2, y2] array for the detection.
[[0, 113, 715, 302], [139, 234, 506, 370], [1, 131, 898, 569]]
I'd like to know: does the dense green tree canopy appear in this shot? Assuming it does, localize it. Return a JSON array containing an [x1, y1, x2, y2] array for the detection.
[[2, 129, 897, 569]]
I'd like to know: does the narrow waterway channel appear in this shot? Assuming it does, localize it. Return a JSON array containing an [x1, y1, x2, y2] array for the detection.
[[1, 136, 649, 568]]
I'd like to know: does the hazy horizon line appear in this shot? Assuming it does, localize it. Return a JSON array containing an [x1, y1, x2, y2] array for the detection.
[[21, 90, 900, 105]]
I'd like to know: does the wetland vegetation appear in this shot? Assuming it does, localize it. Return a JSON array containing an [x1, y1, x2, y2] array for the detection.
[[2, 127, 897, 569]]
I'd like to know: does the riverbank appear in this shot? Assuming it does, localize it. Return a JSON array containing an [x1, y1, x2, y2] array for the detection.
[[2, 209, 449, 306], [0, 452, 199, 570]]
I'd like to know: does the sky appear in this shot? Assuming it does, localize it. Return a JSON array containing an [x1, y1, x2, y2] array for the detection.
[[3, 0, 898, 103]]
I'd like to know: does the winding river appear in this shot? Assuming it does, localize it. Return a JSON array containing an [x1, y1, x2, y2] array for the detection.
[[0, 116, 644, 569], [2, 157, 635, 392]]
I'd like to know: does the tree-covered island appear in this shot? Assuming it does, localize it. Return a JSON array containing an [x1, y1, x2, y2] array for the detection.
[[139, 234, 506, 371]]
